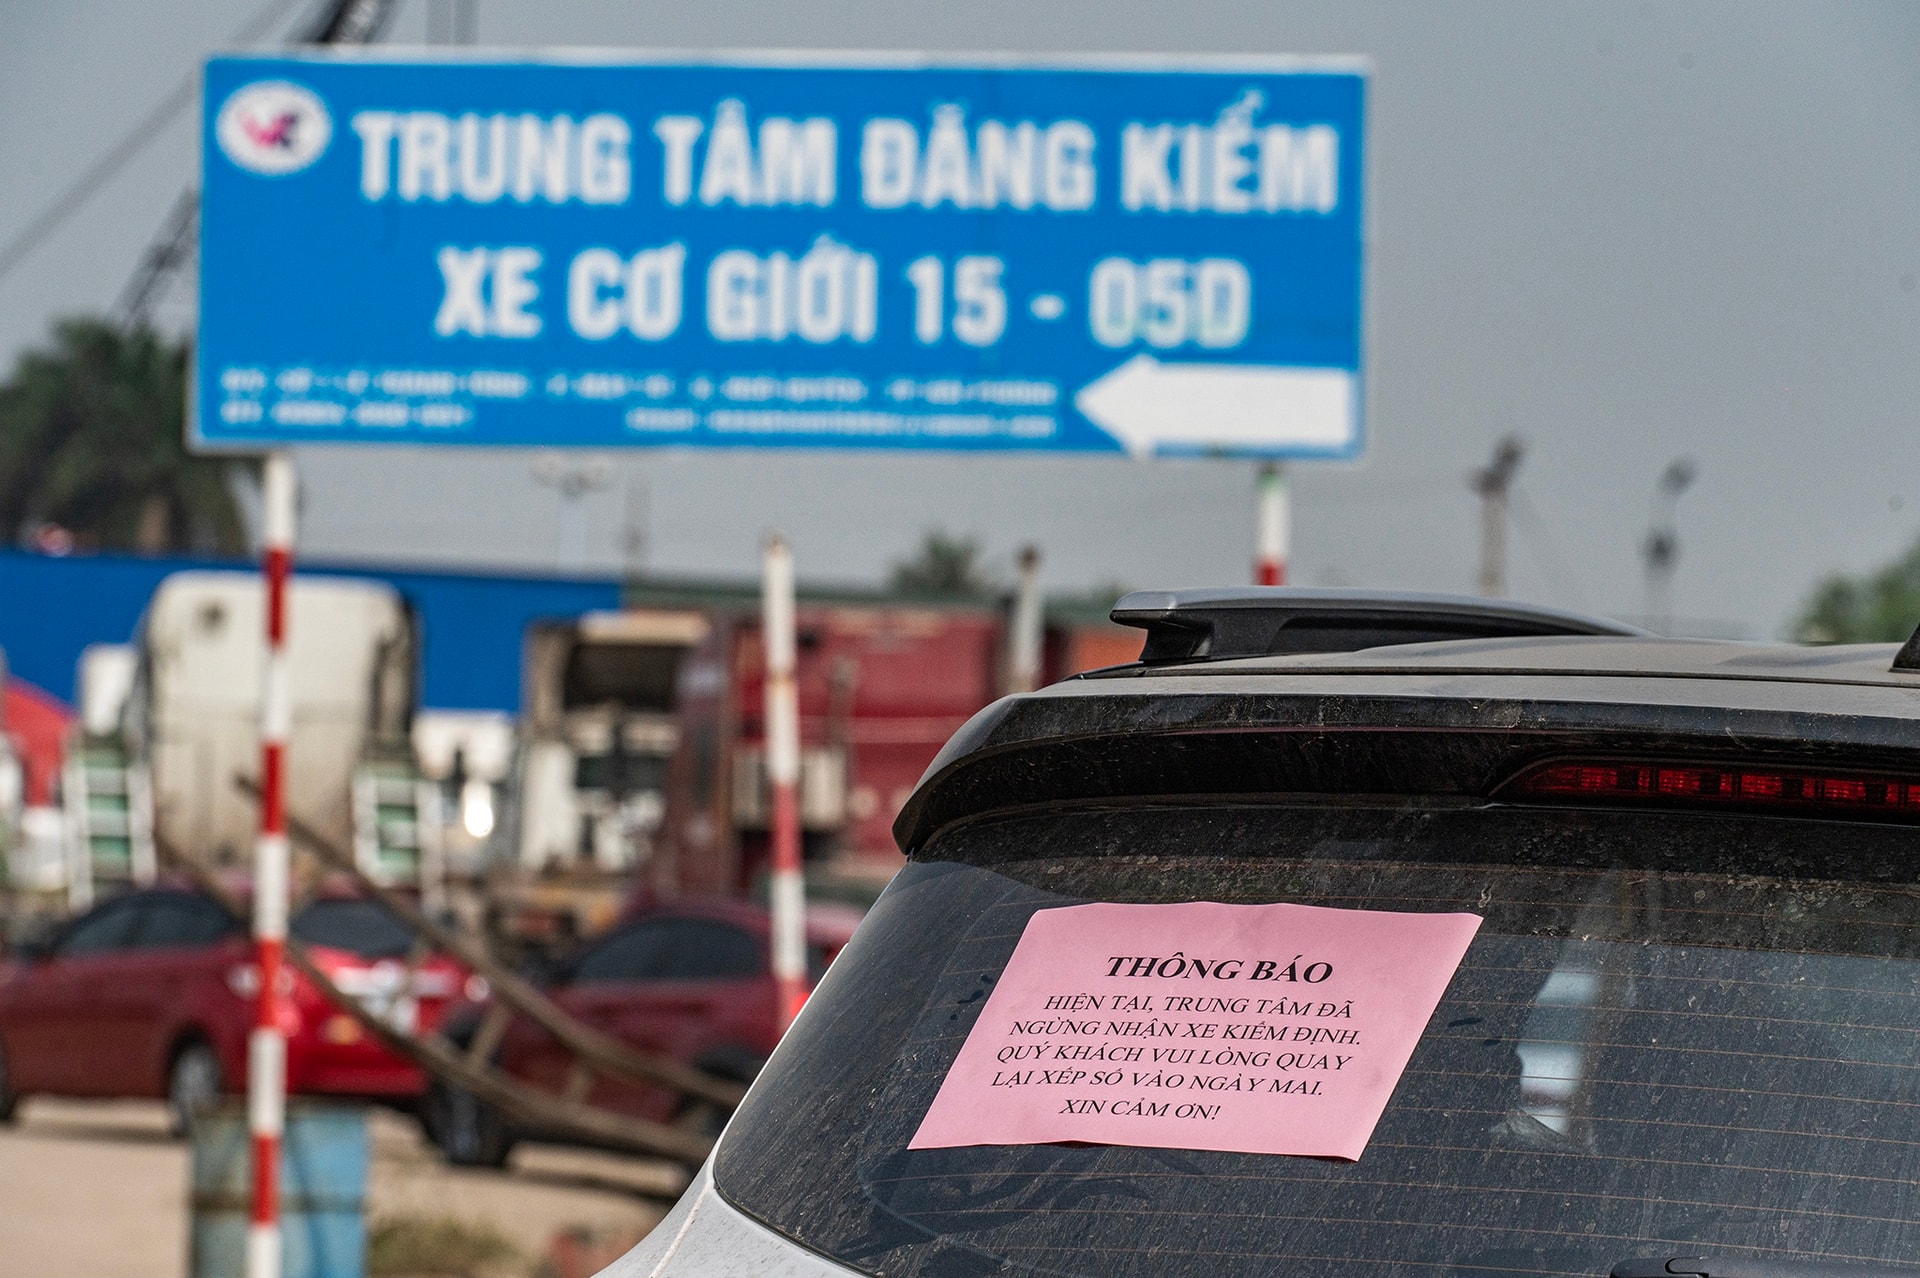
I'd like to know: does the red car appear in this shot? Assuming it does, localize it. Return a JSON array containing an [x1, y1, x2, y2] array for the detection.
[[425, 897, 861, 1167], [0, 884, 469, 1132]]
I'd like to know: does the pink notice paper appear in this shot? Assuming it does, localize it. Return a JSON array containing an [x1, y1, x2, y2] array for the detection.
[[909, 901, 1483, 1161]]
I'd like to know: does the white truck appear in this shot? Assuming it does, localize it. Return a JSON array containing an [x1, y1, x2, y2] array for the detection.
[[67, 571, 434, 900], [476, 609, 708, 943], [504, 609, 705, 874]]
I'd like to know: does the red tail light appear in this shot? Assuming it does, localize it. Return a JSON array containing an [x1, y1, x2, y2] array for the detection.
[[1505, 760, 1920, 819]]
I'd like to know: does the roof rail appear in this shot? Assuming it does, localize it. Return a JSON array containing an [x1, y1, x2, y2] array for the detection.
[[1111, 588, 1645, 665]]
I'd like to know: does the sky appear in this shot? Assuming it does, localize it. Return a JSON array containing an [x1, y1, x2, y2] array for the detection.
[[1, 1, 1916, 636]]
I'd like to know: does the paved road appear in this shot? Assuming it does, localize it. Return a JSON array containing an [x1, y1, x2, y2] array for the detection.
[[0, 1098, 677, 1277]]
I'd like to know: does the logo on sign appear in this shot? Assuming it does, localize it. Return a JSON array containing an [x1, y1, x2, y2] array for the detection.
[[216, 81, 331, 175]]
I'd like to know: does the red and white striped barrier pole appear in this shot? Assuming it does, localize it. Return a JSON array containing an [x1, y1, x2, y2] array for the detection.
[[762, 535, 807, 1032], [248, 452, 296, 1278], [1255, 462, 1289, 587]]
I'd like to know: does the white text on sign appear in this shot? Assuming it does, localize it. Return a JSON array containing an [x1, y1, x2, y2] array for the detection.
[[350, 101, 1339, 215]]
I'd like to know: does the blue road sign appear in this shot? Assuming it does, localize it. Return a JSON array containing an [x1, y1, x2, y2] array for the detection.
[[198, 53, 1366, 458]]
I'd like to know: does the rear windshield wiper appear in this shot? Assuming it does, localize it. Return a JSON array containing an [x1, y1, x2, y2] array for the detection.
[[1614, 1258, 1920, 1278]]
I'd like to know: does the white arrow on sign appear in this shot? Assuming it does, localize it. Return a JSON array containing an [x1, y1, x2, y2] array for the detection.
[[1074, 354, 1357, 459]]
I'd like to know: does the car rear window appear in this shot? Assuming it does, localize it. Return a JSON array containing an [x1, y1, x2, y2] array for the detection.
[[714, 802, 1920, 1278], [290, 899, 414, 960]]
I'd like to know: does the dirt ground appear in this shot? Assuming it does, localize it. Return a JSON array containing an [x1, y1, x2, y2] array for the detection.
[[0, 1097, 682, 1278]]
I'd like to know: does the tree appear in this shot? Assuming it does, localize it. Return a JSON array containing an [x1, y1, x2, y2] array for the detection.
[[0, 319, 253, 554], [1792, 535, 1920, 644], [888, 529, 994, 600]]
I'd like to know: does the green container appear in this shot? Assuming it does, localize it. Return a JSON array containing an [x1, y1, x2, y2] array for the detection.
[[189, 1102, 368, 1278]]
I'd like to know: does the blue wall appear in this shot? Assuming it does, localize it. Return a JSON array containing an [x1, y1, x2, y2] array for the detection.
[[0, 550, 622, 712]]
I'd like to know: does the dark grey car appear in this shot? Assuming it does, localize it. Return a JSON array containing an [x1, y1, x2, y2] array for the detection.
[[616, 589, 1920, 1278]]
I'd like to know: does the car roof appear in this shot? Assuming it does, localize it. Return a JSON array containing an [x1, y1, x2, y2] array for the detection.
[[1097, 587, 1917, 688], [639, 896, 864, 946], [1077, 585, 1920, 705], [1095, 634, 1920, 690], [130, 873, 379, 903], [1044, 627, 1920, 744]]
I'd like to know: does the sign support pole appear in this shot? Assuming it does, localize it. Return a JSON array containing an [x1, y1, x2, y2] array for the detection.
[[1256, 462, 1289, 586], [247, 451, 296, 1278], [762, 535, 806, 1031]]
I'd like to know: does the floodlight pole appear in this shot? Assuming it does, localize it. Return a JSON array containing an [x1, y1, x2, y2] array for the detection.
[[532, 453, 613, 572], [247, 451, 296, 1278], [762, 535, 806, 1031], [1642, 458, 1696, 634], [1473, 437, 1525, 599], [1255, 462, 1289, 586]]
